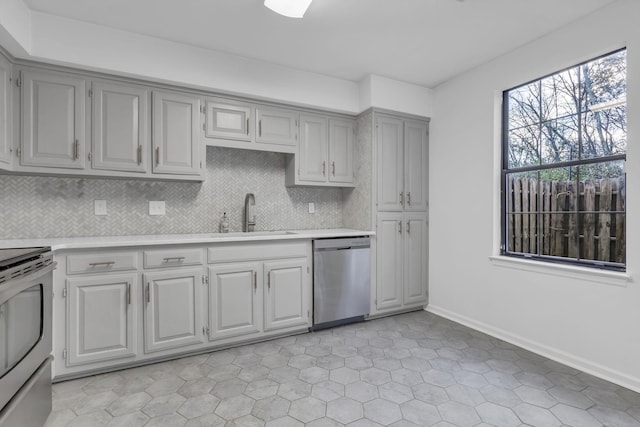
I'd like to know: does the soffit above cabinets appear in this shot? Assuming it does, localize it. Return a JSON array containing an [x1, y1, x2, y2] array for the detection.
[[21, 0, 617, 88]]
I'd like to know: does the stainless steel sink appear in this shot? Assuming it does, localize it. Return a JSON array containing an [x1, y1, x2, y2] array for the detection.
[[208, 231, 297, 238]]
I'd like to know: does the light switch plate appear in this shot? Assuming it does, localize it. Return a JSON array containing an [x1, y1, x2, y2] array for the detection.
[[149, 201, 166, 216], [94, 200, 107, 216], [308, 202, 315, 214]]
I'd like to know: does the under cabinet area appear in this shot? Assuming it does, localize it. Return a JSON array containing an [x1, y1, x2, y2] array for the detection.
[[52, 239, 312, 380]]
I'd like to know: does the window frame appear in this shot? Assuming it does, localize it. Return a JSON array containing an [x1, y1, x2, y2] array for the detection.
[[500, 48, 627, 272]]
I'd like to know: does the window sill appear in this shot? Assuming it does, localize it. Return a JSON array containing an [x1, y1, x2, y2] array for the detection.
[[489, 256, 631, 287]]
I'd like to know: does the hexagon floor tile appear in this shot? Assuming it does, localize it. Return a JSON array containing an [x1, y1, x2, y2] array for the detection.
[[46, 311, 640, 426]]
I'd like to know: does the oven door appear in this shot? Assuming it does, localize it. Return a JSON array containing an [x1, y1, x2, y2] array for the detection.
[[0, 263, 54, 412]]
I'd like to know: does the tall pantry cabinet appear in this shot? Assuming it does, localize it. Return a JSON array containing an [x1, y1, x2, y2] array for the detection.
[[368, 111, 429, 316]]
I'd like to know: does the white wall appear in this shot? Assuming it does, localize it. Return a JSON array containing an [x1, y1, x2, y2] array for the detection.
[[0, 6, 434, 116], [429, 0, 640, 391]]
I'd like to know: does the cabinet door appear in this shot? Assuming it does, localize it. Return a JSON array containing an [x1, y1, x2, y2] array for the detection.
[[205, 99, 252, 142], [0, 55, 11, 168], [264, 259, 309, 331], [404, 120, 429, 212], [403, 214, 428, 305], [152, 91, 201, 175], [376, 115, 404, 211], [208, 263, 261, 340], [298, 114, 328, 183], [67, 274, 137, 366], [256, 107, 298, 146], [375, 213, 403, 310], [21, 70, 86, 169], [329, 119, 354, 184], [143, 269, 204, 353], [92, 81, 149, 173]]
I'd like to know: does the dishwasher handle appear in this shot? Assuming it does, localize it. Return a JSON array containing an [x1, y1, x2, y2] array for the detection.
[[313, 237, 370, 251]]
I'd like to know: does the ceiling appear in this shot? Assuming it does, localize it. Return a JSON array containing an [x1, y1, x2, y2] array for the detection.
[[22, 0, 617, 88]]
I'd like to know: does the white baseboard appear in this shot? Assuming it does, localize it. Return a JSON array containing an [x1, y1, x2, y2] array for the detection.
[[425, 305, 640, 393]]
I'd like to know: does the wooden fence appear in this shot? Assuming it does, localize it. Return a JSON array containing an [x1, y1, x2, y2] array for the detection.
[[507, 177, 625, 264]]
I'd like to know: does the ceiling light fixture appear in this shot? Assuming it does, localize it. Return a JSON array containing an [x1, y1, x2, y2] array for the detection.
[[264, 0, 313, 18]]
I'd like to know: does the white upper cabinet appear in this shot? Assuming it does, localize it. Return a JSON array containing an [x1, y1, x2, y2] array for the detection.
[[204, 98, 253, 142], [404, 119, 429, 212], [92, 81, 149, 173], [286, 114, 355, 188], [328, 118, 354, 184], [377, 114, 428, 212], [298, 114, 328, 183], [377, 116, 404, 211], [0, 55, 11, 168], [256, 107, 298, 146], [20, 70, 86, 169], [152, 90, 201, 176]]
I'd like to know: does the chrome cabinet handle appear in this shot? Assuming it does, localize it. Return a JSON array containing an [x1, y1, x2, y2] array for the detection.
[[155, 147, 160, 167], [322, 161, 326, 177], [267, 272, 271, 290], [246, 118, 250, 135], [253, 271, 257, 291], [127, 283, 131, 305], [407, 192, 411, 206], [162, 256, 185, 263], [259, 120, 262, 137], [137, 145, 142, 165], [146, 283, 151, 304], [407, 221, 411, 234], [400, 192, 404, 205], [332, 161, 335, 176], [73, 139, 79, 160], [398, 222, 402, 234], [88, 261, 115, 267]]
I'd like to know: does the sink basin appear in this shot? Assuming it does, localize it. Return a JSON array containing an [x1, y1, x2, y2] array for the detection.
[[208, 231, 297, 238]]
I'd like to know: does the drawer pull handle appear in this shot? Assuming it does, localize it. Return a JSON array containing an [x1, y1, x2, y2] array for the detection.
[[127, 283, 131, 305], [162, 256, 185, 263], [88, 261, 116, 267]]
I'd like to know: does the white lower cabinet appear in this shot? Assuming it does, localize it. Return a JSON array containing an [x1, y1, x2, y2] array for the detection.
[[66, 273, 137, 366], [264, 259, 309, 331], [54, 241, 312, 380], [207, 263, 261, 340], [375, 213, 428, 312], [143, 268, 204, 353]]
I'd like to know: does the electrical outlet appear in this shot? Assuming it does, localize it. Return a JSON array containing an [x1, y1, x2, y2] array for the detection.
[[94, 200, 107, 216], [308, 202, 315, 214], [149, 201, 166, 216]]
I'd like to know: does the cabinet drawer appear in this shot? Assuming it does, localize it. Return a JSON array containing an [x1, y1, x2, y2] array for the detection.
[[143, 248, 203, 269], [67, 252, 139, 274]]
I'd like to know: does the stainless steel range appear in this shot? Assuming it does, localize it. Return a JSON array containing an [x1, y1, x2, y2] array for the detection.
[[0, 247, 55, 427]]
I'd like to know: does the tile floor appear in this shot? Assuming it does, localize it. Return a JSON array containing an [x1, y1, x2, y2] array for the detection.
[[45, 311, 640, 426]]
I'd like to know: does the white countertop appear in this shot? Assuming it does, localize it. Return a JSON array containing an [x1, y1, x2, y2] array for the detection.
[[0, 229, 374, 250]]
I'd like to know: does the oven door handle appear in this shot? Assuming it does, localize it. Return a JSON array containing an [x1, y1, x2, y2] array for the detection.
[[0, 262, 57, 304]]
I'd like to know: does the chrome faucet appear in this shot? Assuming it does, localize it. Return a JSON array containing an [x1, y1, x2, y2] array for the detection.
[[244, 193, 256, 232]]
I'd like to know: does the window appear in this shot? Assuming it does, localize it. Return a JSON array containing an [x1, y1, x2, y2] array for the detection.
[[501, 49, 626, 271]]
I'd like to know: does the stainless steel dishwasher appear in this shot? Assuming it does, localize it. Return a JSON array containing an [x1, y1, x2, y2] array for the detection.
[[313, 237, 370, 330]]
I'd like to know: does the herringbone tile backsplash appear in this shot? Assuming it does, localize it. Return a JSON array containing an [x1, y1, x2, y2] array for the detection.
[[0, 147, 345, 239]]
